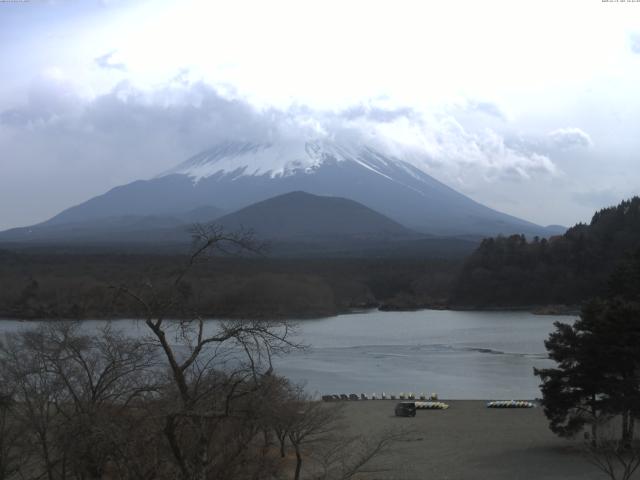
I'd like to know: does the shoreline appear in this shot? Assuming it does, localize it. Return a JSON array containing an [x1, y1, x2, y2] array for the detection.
[[0, 304, 580, 322]]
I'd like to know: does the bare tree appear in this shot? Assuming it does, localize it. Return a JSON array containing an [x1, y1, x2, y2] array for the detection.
[[0, 322, 159, 480], [584, 438, 640, 480], [1, 328, 66, 480], [112, 224, 299, 480], [280, 388, 408, 480], [0, 392, 25, 480], [286, 395, 343, 480], [583, 416, 640, 480]]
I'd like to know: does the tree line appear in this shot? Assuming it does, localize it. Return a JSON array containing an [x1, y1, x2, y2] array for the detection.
[[0, 250, 460, 321], [453, 197, 640, 307]]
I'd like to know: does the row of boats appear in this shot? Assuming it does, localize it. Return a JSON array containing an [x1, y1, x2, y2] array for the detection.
[[486, 400, 535, 408], [415, 401, 449, 409], [321, 392, 438, 401], [321, 394, 536, 409]]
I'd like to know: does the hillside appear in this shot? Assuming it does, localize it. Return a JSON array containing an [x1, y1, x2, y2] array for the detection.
[[215, 191, 417, 240], [452, 197, 640, 307]]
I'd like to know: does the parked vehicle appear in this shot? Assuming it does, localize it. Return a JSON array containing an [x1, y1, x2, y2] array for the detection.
[[394, 402, 416, 417]]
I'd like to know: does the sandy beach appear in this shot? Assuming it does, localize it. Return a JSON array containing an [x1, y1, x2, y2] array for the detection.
[[337, 400, 606, 480]]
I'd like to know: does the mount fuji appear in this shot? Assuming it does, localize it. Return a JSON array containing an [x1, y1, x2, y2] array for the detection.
[[1, 139, 563, 246]]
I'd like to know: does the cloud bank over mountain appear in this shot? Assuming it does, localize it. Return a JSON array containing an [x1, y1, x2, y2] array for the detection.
[[0, 72, 564, 181], [1, 0, 639, 230], [0, 72, 584, 229]]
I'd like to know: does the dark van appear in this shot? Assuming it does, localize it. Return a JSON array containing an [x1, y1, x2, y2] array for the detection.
[[394, 402, 416, 417]]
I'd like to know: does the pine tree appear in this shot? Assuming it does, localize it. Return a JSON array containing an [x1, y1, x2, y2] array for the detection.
[[536, 253, 640, 445]]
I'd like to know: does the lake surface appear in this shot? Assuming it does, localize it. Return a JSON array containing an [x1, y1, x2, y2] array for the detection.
[[276, 310, 575, 399], [0, 309, 576, 399]]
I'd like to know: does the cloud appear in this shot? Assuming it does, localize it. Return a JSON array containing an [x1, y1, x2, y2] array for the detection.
[[94, 50, 127, 71], [1, 71, 81, 127], [0, 66, 562, 184], [2, 79, 269, 145], [337, 104, 417, 123], [0, 79, 560, 185], [424, 120, 557, 182], [0, 77, 562, 228], [322, 106, 557, 182], [548, 127, 592, 149], [0, 79, 286, 200]]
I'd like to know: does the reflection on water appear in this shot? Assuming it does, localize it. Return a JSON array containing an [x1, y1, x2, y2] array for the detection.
[[0, 309, 576, 399]]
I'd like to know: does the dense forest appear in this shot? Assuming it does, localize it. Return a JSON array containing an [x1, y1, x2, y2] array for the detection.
[[0, 251, 460, 320], [452, 197, 640, 308]]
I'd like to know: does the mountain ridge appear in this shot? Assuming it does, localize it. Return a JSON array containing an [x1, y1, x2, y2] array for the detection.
[[0, 191, 483, 258], [31, 139, 561, 238]]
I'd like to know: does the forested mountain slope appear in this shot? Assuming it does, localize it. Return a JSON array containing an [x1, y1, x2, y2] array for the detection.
[[452, 197, 640, 307]]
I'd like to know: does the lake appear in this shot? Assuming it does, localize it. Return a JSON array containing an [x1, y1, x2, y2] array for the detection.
[[0, 309, 575, 400]]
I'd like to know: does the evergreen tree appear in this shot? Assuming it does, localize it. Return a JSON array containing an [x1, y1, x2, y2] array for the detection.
[[534, 317, 609, 443], [536, 253, 640, 445], [579, 299, 640, 446]]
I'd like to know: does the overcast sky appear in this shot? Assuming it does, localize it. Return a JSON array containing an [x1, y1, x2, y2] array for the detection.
[[1, 0, 639, 230]]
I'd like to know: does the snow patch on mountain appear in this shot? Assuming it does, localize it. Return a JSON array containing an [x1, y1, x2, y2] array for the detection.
[[159, 139, 412, 183]]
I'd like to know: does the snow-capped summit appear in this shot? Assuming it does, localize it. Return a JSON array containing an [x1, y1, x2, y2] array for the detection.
[[160, 139, 414, 182], [31, 138, 561, 238], [159, 140, 338, 180]]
